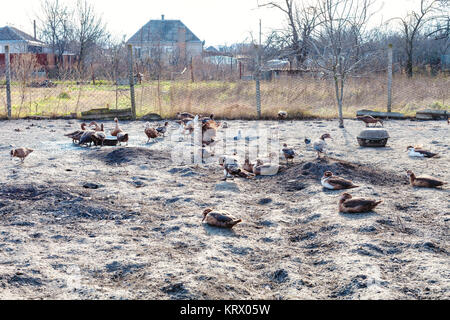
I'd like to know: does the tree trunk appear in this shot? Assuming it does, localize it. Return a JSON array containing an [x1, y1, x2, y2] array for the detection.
[[334, 76, 345, 128]]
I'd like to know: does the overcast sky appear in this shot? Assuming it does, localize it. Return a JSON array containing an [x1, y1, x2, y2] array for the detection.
[[1, 0, 422, 47]]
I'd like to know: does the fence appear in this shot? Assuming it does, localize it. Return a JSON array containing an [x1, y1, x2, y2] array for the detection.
[[1, 44, 449, 120]]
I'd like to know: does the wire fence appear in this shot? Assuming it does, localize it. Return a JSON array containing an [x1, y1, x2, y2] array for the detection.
[[1, 49, 449, 120]]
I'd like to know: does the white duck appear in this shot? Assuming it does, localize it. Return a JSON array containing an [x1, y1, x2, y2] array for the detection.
[[313, 134, 332, 158]]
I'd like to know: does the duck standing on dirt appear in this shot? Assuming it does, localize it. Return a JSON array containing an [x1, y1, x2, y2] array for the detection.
[[357, 116, 384, 127], [11, 148, 34, 162], [202, 209, 242, 229], [313, 134, 332, 159], [339, 193, 382, 213], [117, 132, 129, 146], [321, 171, 359, 190], [282, 144, 296, 164], [406, 170, 446, 188], [65, 123, 88, 144], [156, 122, 169, 137], [406, 146, 438, 158], [145, 123, 160, 143]]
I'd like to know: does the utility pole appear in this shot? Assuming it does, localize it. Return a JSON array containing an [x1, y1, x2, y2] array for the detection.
[[127, 44, 136, 120], [255, 19, 262, 119], [5, 45, 12, 119], [387, 44, 393, 113]]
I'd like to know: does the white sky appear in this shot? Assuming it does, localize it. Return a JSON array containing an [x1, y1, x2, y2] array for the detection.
[[1, 0, 422, 47]]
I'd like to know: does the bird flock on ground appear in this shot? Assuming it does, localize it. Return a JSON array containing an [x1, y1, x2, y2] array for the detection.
[[9, 110, 447, 229]]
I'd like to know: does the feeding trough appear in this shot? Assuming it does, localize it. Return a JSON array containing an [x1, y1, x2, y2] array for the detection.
[[357, 129, 390, 148], [103, 136, 119, 147]]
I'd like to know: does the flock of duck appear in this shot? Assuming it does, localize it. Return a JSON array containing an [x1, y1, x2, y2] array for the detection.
[[9, 111, 447, 229]]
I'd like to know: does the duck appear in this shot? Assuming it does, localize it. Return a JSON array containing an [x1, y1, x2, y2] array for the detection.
[[339, 193, 382, 213], [321, 171, 359, 190], [222, 122, 229, 129], [111, 118, 123, 137], [282, 144, 295, 164], [156, 122, 169, 137], [202, 209, 242, 229], [11, 148, 34, 162], [313, 134, 332, 158], [278, 111, 288, 120], [117, 132, 129, 146], [406, 146, 438, 158], [79, 130, 98, 146], [253, 160, 280, 176], [177, 112, 195, 120], [89, 122, 104, 132], [357, 115, 384, 127], [243, 159, 255, 173], [184, 115, 200, 135], [202, 119, 218, 145], [65, 123, 88, 143], [145, 122, 160, 142], [406, 170, 446, 188], [219, 156, 253, 181]]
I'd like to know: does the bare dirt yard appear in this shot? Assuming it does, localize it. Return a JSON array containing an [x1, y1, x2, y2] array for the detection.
[[0, 118, 448, 300]]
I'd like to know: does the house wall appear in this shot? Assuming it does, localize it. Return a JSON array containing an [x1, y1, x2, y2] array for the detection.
[[0, 41, 28, 53]]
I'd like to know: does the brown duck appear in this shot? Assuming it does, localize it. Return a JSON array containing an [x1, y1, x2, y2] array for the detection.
[[407, 170, 446, 188], [339, 193, 382, 213], [357, 116, 384, 127], [202, 209, 242, 229], [145, 122, 160, 142], [89, 122, 104, 132], [11, 148, 34, 162], [321, 171, 359, 190], [65, 123, 88, 143]]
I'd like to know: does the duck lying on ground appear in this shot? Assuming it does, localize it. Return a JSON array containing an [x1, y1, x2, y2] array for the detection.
[[339, 193, 382, 213], [202, 209, 242, 229], [406, 170, 446, 188], [321, 171, 359, 190]]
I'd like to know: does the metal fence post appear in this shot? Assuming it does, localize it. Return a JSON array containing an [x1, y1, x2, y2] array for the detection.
[[5, 45, 12, 119], [127, 44, 136, 120], [387, 44, 393, 113]]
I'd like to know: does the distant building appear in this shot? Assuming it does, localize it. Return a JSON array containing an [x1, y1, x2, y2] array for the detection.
[[0, 26, 50, 54], [127, 15, 203, 67], [0, 26, 76, 75]]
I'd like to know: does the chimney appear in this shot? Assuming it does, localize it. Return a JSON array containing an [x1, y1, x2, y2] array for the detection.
[[33, 20, 36, 40], [161, 14, 165, 21]]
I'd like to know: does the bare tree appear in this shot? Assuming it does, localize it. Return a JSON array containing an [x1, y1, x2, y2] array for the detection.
[[389, 0, 443, 77], [258, 0, 318, 68], [309, 0, 378, 128], [74, 0, 108, 71]]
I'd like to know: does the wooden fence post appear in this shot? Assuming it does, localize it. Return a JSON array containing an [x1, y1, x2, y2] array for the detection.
[[5, 45, 12, 119], [387, 44, 393, 113], [127, 44, 136, 120]]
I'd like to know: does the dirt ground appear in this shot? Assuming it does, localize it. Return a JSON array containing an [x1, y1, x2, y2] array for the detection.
[[0, 118, 448, 300]]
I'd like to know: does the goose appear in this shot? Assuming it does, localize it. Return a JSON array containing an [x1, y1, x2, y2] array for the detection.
[[253, 160, 280, 176], [339, 193, 382, 213], [145, 123, 160, 143], [111, 118, 122, 137], [278, 111, 288, 120], [282, 144, 295, 164], [11, 148, 34, 162], [313, 134, 332, 158], [357, 116, 384, 127], [321, 171, 359, 190], [202, 209, 242, 229], [156, 122, 169, 137], [406, 146, 438, 158], [406, 170, 446, 188]]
